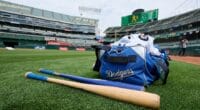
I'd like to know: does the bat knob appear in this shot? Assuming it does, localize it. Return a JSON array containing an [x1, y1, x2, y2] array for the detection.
[[25, 72, 48, 81], [25, 72, 32, 77], [38, 68, 44, 72]]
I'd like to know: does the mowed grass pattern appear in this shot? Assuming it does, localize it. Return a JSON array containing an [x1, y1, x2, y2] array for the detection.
[[0, 48, 200, 110]]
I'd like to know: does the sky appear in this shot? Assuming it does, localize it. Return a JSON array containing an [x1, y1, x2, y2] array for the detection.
[[4, 0, 200, 35]]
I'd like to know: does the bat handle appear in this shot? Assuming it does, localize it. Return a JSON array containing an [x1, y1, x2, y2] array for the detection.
[[39, 68, 56, 75], [25, 72, 48, 81]]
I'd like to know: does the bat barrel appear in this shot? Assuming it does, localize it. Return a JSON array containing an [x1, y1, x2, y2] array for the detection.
[[25, 72, 160, 109]]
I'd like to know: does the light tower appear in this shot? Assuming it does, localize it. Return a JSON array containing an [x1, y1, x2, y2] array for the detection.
[[78, 6, 101, 37]]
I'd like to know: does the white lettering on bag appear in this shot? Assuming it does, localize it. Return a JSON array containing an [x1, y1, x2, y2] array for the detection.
[[106, 69, 134, 80]]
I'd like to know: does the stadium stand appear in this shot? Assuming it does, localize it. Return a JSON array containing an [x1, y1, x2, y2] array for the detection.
[[104, 8, 200, 56], [0, 0, 99, 49]]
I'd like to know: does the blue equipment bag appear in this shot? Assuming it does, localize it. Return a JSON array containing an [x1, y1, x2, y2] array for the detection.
[[100, 46, 169, 86]]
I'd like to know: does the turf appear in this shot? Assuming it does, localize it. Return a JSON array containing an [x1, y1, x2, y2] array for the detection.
[[0, 48, 200, 110]]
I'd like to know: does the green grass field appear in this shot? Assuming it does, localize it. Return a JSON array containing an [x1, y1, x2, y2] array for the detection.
[[0, 48, 200, 110]]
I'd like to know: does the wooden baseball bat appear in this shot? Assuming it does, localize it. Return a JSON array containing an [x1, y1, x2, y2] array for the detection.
[[25, 72, 160, 109]]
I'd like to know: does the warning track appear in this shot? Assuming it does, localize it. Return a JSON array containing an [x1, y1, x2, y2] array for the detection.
[[170, 56, 200, 66]]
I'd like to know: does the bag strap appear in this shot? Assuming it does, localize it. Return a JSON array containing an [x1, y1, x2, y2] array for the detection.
[[106, 55, 136, 63], [154, 59, 169, 84]]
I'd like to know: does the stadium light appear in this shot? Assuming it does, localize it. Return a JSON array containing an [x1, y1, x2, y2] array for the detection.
[[78, 6, 101, 16], [78, 6, 102, 36]]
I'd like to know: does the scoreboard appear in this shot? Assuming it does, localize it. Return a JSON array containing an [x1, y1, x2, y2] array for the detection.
[[121, 9, 158, 26]]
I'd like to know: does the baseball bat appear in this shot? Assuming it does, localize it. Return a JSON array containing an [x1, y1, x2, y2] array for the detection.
[[38, 68, 144, 91], [25, 72, 160, 109]]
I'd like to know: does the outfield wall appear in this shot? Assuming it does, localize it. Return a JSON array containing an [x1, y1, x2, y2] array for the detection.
[[157, 39, 200, 56], [168, 46, 200, 56]]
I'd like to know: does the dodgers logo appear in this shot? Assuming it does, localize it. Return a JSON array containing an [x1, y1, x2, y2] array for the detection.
[[106, 69, 134, 80]]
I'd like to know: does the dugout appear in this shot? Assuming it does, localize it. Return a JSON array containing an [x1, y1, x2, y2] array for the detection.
[[0, 32, 46, 48]]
